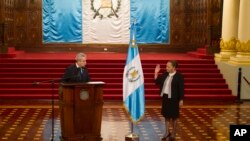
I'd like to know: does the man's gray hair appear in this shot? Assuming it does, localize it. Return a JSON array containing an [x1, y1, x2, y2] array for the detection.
[[75, 53, 86, 61]]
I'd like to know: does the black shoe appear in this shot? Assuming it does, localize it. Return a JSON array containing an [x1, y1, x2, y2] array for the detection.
[[161, 133, 171, 140]]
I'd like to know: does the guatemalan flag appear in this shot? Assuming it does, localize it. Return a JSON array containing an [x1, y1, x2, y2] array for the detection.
[[123, 21, 144, 122], [42, 0, 170, 44]]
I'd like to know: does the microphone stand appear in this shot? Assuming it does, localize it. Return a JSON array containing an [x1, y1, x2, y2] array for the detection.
[[51, 79, 55, 141], [33, 78, 59, 141], [33, 74, 81, 141]]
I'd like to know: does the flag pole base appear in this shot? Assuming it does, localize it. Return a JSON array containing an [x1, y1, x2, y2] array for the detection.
[[125, 133, 139, 141]]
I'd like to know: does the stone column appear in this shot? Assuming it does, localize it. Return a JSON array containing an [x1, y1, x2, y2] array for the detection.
[[229, 0, 250, 65], [215, 0, 239, 61]]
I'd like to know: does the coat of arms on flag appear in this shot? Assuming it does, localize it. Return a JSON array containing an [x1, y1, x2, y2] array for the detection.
[[91, 0, 121, 19]]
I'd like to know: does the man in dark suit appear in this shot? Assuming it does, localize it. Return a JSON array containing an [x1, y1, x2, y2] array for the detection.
[[154, 60, 184, 141], [61, 53, 90, 83]]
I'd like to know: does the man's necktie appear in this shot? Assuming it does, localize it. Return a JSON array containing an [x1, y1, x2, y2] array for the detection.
[[80, 68, 83, 74], [80, 68, 84, 81]]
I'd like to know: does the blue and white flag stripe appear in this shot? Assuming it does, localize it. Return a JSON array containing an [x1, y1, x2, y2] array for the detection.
[[43, 0, 170, 44], [124, 84, 145, 121], [42, 0, 83, 43], [123, 41, 144, 122]]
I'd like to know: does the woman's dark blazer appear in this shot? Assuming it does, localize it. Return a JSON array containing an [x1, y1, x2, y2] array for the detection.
[[155, 71, 184, 100]]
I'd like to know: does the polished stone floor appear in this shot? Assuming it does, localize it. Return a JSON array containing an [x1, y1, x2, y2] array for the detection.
[[0, 100, 250, 141]]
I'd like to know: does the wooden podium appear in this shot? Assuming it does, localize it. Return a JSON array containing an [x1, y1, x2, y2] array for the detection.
[[59, 82, 105, 141]]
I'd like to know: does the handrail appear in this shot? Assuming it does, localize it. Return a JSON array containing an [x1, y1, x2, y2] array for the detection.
[[236, 69, 249, 104], [243, 76, 250, 86]]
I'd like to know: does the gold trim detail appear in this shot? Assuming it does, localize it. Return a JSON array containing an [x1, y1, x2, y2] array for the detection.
[[236, 39, 250, 52], [228, 39, 250, 66], [220, 37, 237, 51]]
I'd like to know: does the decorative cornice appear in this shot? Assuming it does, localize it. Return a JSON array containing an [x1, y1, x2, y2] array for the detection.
[[220, 37, 237, 51]]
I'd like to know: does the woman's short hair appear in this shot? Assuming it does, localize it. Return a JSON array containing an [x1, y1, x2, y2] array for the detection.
[[168, 60, 178, 68]]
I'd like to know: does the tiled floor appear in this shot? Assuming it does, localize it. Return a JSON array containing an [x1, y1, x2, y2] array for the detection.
[[0, 101, 250, 141]]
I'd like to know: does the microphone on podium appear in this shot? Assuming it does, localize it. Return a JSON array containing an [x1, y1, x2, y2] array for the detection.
[[32, 74, 81, 85], [32, 81, 40, 85]]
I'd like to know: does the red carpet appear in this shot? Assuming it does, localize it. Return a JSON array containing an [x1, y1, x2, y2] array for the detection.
[[187, 47, 214, 59], [0, 52, 236, 101]]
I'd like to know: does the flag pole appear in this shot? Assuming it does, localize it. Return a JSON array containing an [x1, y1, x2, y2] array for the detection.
[[125, 121, 139, 141], [124, 19, 143, 141], [131, 122, 133, 133]]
